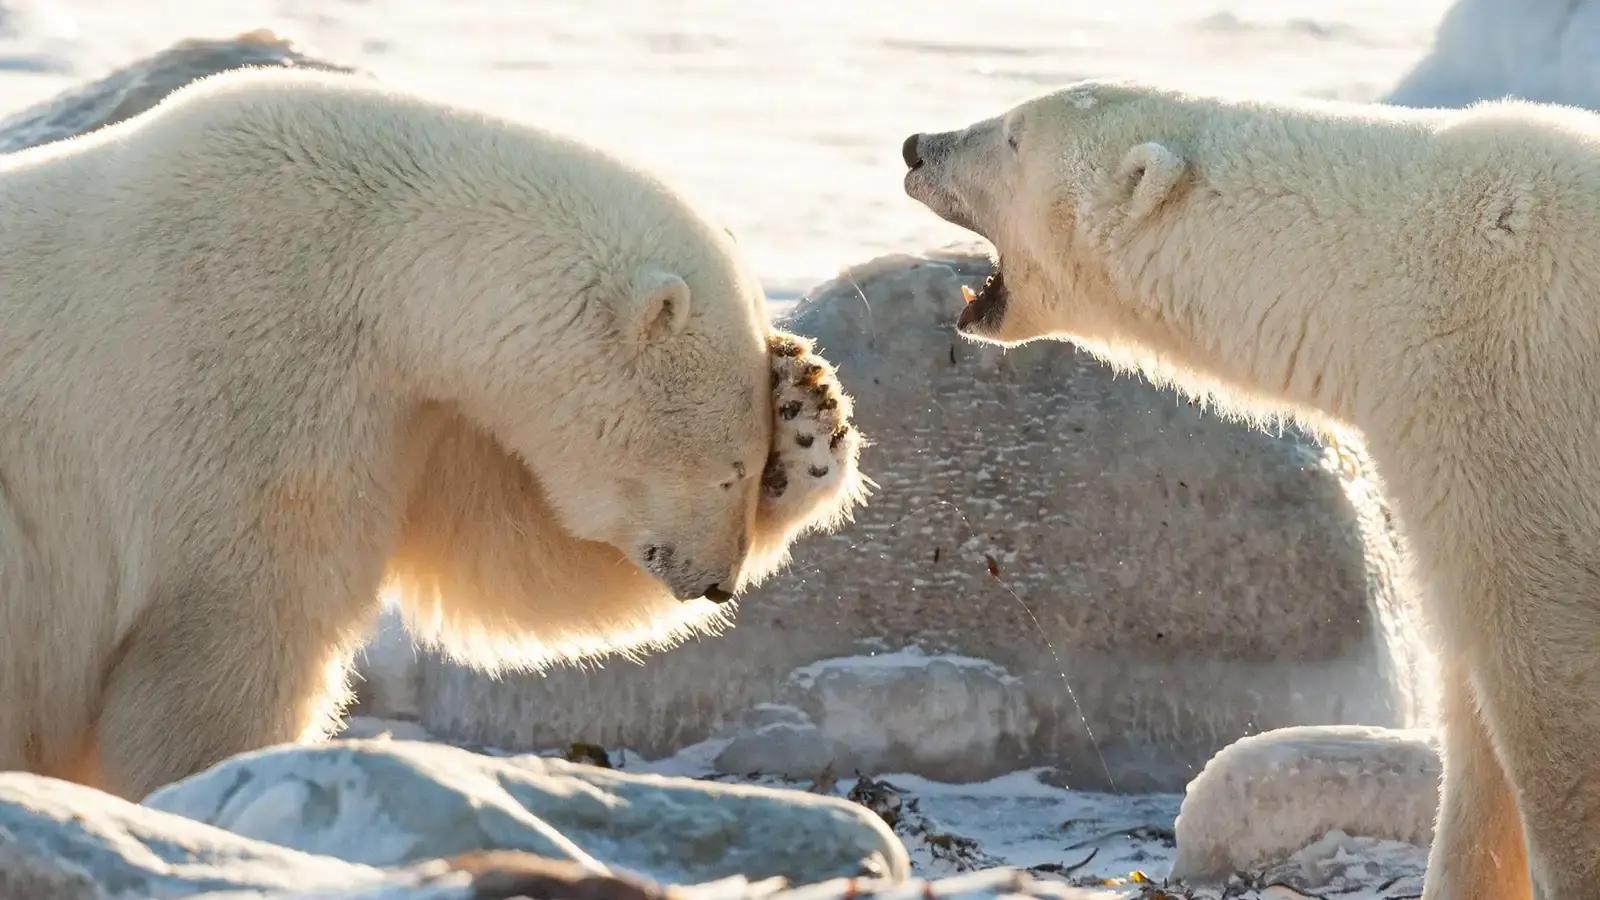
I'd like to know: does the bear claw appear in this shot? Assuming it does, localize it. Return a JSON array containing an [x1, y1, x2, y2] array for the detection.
[[761, 330, 861, 524]]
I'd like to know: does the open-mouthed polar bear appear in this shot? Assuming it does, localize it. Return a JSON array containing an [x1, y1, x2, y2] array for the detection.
[[905, 79, 1600, 900]]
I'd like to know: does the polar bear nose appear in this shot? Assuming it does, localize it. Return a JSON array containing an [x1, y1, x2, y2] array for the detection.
[[902, 134, 923, 170], [702, 583, 734, 604]]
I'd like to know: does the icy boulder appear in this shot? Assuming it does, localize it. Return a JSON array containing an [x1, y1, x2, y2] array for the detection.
[[1170, 725, 1440, 882], [1387, 0, 1600, 109], [144, 739, 909, 885], [779, 650, 1034, 780], [0, 29, 357, 153], [4, 758, 1137, 899], [0, 773, 389, 898], [414, 250, 1426, 791]]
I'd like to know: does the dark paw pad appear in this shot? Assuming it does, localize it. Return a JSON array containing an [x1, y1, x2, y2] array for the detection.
[[762, 453, 788, 497]]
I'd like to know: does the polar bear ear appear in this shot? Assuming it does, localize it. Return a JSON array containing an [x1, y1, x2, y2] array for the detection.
[[1116, 141, 1187, 222], [629, 267, 692, 342]]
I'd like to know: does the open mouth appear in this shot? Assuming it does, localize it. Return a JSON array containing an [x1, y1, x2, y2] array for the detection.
[[958, 261, 1008, 332]]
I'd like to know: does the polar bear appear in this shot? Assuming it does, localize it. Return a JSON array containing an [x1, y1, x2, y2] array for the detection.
[[0, 68, 863, 800], [904, 82, 1600, 899]]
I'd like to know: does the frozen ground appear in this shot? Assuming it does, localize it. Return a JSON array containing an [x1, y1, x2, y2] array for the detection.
[[0, 0, 1452, 296]]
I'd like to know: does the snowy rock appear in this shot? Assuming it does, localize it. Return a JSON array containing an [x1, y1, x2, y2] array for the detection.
[[1170, 725, 1440, 882], [0, 29, 357, 153], [414, 250, 1427, 790], [1387, 0, 1600, 110], [780, 650, 1033, 780], [144, 739, 909, 885], [2, 765, 1128, 898], [714, 723, 852, 780], [732, 703, 813, 732], [0, 772, 389, 898]]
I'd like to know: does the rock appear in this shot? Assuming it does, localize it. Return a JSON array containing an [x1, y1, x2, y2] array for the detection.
[[1170, 725, 1440, 882], [0, 30, 357, 153], [144, 739, 909, 885], [0, 772, 389, 899], [732, 703, 812, 732], [0, 752, 1124, 898], [845, 777, 904, 829], [714, 723, 852, 780], [780, 650, 1033, 780], [410, 250, 1427, 791]]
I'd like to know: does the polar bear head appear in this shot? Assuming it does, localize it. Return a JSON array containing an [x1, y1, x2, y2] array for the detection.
[[901, 81, 1205, 349], [341, 91, 865, 667], [532, 245, 773, 605], [417, 206, 774, 606]]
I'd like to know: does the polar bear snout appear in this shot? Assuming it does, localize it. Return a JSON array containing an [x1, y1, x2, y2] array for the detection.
[[902, 134, 924, 170], [640, 542, 743, 604], [901, 129, 986, 238]]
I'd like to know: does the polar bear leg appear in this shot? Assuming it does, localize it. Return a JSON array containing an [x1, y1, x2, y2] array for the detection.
[[1423, 663, 1530, 900], [1467, 595, 1600, 900], [93, 578, 362, 799]]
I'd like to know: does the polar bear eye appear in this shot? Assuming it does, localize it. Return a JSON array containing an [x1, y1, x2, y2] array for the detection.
[[1007, 133, 1020, 152]]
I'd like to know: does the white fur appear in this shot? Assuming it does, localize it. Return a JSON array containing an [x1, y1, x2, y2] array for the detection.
[[907, 81, 1600, 899], [0, 68, 861, 799]]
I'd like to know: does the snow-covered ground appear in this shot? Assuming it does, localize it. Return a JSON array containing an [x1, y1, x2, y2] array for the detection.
[[0, 0, 1452, 296], [345, 715, 1435, 899]]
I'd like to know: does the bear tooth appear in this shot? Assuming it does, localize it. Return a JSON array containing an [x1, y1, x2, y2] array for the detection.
[[961, 285, 977, 305]]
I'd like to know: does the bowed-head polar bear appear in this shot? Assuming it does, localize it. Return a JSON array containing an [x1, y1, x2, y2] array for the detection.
[[905, 82, 1600, 899], [0, 68, 863, 800]]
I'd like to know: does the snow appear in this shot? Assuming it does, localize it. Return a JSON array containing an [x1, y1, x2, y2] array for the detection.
[[0, 0, 1453, 298]]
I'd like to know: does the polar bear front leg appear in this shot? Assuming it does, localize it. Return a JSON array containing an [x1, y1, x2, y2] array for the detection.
[[1423, 664, 1531, 900], [746, 332, 865, 572], [94, 577, 362, 799]]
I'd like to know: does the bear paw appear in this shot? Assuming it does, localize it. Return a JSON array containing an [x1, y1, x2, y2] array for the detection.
[[759, 331, 864, 536]]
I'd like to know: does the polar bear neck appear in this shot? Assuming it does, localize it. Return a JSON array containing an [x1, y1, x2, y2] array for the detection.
[[1092, 103, 1462, 437]]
